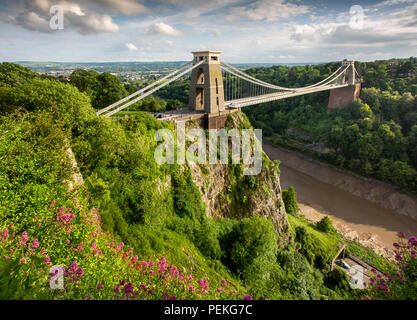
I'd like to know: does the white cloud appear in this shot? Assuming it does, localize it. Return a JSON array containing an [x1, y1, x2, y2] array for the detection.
[[1, 0, 417, 62], [61, 2, 85, 16], [126, 42, 138, 51], [16, 11, 50, 32], [70, 12, 119, 34], [147, 22, 180, 36], [373, 0, 417, 9], [0, 0, 123, 34], [82, 0, 148, 15], [228, 0, 309, 21]]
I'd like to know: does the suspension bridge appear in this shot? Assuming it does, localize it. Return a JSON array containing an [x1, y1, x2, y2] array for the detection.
[[96, 51, 361, 128]]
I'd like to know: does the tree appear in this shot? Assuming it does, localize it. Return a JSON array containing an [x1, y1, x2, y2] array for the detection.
[[324, 268, 350, 291], [272, 111, 288, 134], [282, 187, 298, 215], [70, 70, 128, 110], [220, 215, 277, 276], [399, 60, 417, 76], [93, 73, 128, 110], [0, 87, 17, 114], [408, 125, 417, 167], [12, 78, 94, 133], [69, 69, 100, 103], [166, 99, 182, 110], [0, 62, 38, 88], [316, 216, 336, 233]]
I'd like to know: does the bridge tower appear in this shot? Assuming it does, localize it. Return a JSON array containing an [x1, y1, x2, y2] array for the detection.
[[189, 51, 225, 114], [328, 60, 361, 111]]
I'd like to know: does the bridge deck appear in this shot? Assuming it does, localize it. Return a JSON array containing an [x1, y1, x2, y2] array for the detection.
[[225, 83, 350, 108]]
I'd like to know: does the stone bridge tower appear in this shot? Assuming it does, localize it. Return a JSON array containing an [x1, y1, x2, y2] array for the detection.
[[328, 60, 361, 111], [189, 51, 225, 114]]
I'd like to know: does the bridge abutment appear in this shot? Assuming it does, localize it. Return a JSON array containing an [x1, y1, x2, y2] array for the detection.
[[328, 60, 361, 111], [327, 83, 361, 111], [206, 113, 229, 130]]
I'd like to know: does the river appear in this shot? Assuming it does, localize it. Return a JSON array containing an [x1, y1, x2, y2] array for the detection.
[[263, 143, 417, 254]]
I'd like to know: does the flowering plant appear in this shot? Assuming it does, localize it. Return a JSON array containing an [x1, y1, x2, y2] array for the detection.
[[1, 197, 248, 300], [366, 232, 417, 300]]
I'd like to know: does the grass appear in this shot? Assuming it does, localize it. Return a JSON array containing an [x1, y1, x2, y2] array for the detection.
[[287, 214, 340, 252], [287, 213, 388, 270], [110, 110, 147, 117]]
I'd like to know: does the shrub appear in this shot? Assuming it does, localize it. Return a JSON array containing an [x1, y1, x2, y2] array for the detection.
[[220, 215, 277, 276], [367, 232, 417, 300], [192, 220, 221, 260], [324, 268, 350, 291], [282, 187, 298, 215], [316, 216, 336, 233], [0, 200, 244, 300]]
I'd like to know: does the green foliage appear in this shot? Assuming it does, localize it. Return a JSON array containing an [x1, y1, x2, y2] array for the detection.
[[70, 69, 128, 110], [0, 87, 18, 115], [0, 62, 38, 88], [219, 215, 278, 276], [366, 234, 417, 300], [276, 250, 334, 299], [0, 111, 72, 222], [243, 58, 417, 191], [0, 78, 94, 135], [316, 216, 336, 234], [171, 169, 206, 219], [324, 268, 350, 291], [0, 62, 396, 301]]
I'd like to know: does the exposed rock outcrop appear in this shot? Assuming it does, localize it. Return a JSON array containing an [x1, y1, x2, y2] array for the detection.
[[186, 111, 289, 246]]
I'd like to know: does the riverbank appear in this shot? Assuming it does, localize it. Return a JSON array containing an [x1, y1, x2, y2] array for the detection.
[[263, 142, 417, 256]]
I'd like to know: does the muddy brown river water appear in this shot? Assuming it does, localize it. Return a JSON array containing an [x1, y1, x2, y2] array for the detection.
[[263, 143, 417, 253]]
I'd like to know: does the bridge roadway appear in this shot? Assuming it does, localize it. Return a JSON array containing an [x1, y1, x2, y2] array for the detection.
[[225, 83, 350, 108]]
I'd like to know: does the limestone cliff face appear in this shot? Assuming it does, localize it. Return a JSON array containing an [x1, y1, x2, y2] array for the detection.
[[186, 111, 289, 246]]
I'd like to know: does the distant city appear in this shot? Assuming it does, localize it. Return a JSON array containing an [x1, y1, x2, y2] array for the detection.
[[15, 61, 320, 82]]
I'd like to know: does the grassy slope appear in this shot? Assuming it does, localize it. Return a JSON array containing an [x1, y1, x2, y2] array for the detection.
[[0, 65, 390, 300]]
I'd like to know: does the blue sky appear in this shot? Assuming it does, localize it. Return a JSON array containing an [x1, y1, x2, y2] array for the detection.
[[0, 0, 416, 63]]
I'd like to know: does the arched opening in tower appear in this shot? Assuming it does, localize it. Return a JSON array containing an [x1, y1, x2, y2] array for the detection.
[[195, 87, 204, 110], [197, 68, 204, 84]]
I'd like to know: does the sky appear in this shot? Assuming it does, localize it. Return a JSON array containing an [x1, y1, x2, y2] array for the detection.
[[0, 0, 416, 63]]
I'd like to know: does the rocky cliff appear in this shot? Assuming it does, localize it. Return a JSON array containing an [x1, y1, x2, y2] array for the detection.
[[186, 111, 289, 246]]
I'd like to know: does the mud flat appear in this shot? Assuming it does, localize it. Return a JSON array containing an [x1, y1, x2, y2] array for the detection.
[[263, 142, 417, 254]]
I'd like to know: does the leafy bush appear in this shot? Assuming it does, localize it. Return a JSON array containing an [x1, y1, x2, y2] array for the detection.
[[276, 250, 326, 299], [70, 69, 128, 110], [0, 62, 38, 88], [220, 215, 277, 276], [282, 187, 298, 215], [0, 200, 243, 300], [316, 216, 336, 233], [324, 268, 350, 291], [243, 59, 417, 191], [367, 233, 417, 300]]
